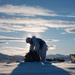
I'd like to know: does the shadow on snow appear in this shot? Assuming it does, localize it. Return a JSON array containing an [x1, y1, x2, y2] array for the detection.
[[10, 62, 71, 75]]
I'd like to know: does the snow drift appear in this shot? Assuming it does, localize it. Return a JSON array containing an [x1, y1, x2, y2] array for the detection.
[[10, 62, 71, 75]]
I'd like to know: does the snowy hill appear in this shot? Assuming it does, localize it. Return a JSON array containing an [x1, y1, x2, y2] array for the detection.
[[0, 53, 24, 62], [0, 62, 75, 75], [0, 53, 75, 75]]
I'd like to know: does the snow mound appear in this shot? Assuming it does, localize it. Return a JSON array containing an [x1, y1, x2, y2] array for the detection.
[[10, 62, 71, 75]]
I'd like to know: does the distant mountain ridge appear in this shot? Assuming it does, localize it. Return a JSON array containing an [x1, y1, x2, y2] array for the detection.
[[0, 53, 10, 60], [46, 54, 70, 61], [0, 53, 24, 62], [0, 53, 70, 62]]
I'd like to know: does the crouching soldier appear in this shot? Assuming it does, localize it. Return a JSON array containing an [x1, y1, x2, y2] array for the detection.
[[26, 36, 48, 61]]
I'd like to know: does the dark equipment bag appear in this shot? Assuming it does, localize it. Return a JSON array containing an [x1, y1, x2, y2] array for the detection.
[[24, 51, 41, 62]]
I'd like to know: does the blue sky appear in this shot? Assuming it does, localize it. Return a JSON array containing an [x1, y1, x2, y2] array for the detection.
[[0, 0, 75, 55]]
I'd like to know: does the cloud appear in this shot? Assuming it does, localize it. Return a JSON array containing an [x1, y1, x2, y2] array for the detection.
[[0, 46, 28, 55], [0, 42, 8, 44], [61, 12, 75, 18], [66, 15, 75, 18], [0, 4, 75, 34], [65, 28, 75, 33], [0, 36, 28, 56], [46, 39, 59, 42], [0, 18, 75, 33], [0, 4, 58, 17], [24, 25, 48, 33], [0, 35, 25, 43], [48, 45, 56, 50], [0, 4, 75, 18]]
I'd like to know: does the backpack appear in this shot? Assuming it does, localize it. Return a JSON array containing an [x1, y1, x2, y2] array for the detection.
[[24, 51, 41, 62]]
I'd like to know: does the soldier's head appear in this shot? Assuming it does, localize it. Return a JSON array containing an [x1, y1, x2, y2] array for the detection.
[[26, 37, 32, 43]]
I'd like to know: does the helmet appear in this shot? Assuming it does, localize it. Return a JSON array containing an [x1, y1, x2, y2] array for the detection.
[[26, 37, 31, 43]]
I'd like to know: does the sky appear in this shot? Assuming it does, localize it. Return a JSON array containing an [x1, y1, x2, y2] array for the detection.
[[0, 0, 75, 56]]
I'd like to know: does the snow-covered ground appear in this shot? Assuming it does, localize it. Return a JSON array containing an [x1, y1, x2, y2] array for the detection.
[[0, 62, 75, 75]]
